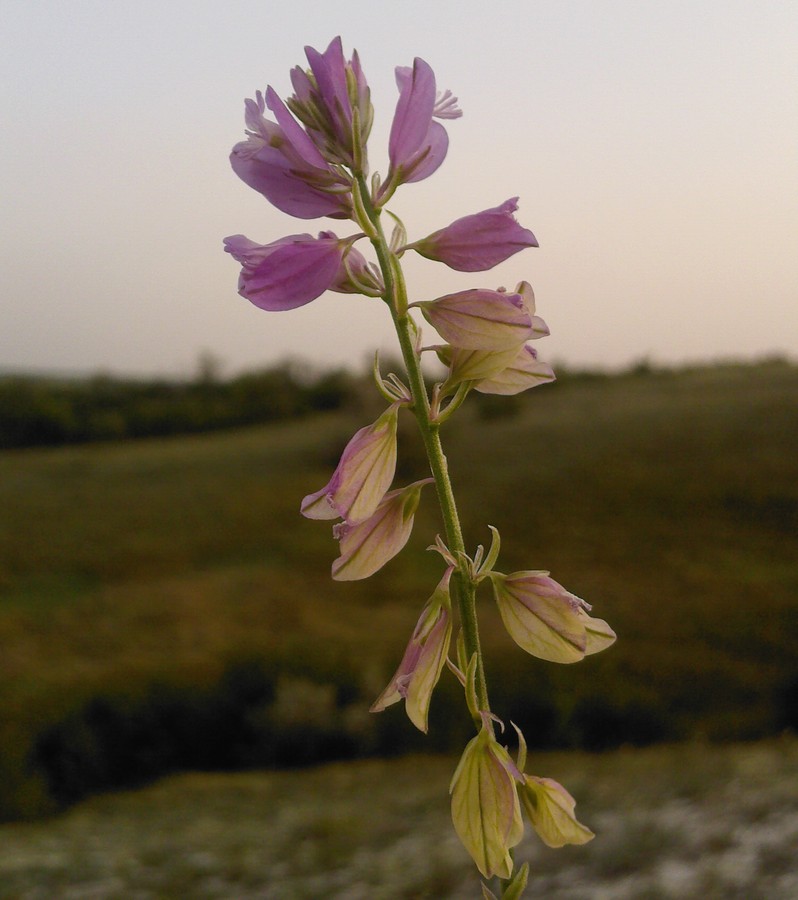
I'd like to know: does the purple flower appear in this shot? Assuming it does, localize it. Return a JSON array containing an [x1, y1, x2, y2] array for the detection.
[[371, 569, 453, 732], [290, 37, 373, 167], [405, 199, 538, 272], [230, 90, 352, 219], [223, 232, 346, 311], [382, 58, 461, 195], [301, 404, 399, 523], [331, 478, 433, 581], [514, 281, 550, 338], [413, 289, 534, 350]]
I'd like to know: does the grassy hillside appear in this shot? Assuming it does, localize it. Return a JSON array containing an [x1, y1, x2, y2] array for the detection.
[[1, 360, 796, 819]]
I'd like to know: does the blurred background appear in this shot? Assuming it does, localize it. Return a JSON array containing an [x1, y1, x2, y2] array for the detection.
[[1, 1, 797, 897]]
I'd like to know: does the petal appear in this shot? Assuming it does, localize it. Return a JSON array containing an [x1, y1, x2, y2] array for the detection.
[[264, 86, 328, 169], [331, 479, 432, 581], [230, 142, 348, 219], [300, 404, 398, 522], [289, 65, 314, 106], [581, 611, 617, 655], [371, 570, 452, 732], [438, 344, 523, 392], [225, 233, 344, 311], [389, 58, 436, 167], [329, 244, 384, 295], [515, 280, 537, 314], [402, 120, 449, 183], [520, 776, 594, 848], [475, 345, 556, 395], [404, 605, 451, 731], [433, 88, 462, 120], [305, 36, 352, 136]]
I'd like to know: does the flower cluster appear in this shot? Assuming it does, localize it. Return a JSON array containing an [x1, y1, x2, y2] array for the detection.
[[225, 37, 615, 897]]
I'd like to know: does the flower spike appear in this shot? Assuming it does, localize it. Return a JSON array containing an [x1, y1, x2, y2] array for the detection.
[[226, 39, 616, 891]]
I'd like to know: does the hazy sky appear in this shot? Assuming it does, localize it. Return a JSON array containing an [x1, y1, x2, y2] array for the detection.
[[2, 0, 796, 377]]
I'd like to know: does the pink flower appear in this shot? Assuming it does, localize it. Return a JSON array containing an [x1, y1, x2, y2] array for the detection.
[[291, 37, 373, 167], [406, 199, 538, 272], [331, 479, 433, 581], [370, 569, 453, 732], [382, 58, 461, 194], [301, 404, 399, 523], [223, 232, 345, 311], [488, 571, 589, 664], [230, 90, 352, 219], [413, 289, 534, 351]]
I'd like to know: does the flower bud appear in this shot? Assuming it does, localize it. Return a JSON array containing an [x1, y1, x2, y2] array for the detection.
[[450, 720, 524, 879], [330, 243, 384, 295], [289, 37, 374, 169]]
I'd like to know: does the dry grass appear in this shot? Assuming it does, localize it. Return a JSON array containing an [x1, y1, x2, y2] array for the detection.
[[1, 738, 797, 898]]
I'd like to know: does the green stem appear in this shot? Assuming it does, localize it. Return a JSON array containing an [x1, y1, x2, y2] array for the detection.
[[354, 175, 490, 718]]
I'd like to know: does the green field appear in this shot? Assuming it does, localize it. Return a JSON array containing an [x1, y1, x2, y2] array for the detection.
[[1, 360, 797, 822]]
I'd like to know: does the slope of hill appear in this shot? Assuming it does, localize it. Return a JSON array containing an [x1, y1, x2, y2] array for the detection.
[[1, 361, 796, 819]]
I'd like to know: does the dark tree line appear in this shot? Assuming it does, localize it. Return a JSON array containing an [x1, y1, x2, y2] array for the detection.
[[0, 364, 359, 449]]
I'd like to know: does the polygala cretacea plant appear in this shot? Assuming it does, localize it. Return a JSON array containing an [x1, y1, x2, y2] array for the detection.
[[225, 37, 616, 897]]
